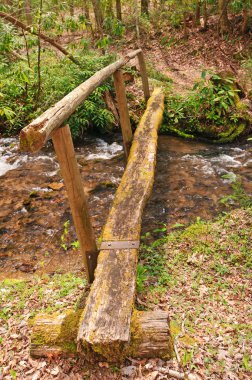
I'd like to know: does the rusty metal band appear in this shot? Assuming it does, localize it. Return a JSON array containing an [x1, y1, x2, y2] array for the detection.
[[100, 240, 140, 250]]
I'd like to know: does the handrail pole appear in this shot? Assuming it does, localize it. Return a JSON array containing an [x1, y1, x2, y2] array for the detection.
[[113, 69, 132, 160], [20, 49, 142, 153], [52, 125, 98, 283], [137, 51, 150, 101]]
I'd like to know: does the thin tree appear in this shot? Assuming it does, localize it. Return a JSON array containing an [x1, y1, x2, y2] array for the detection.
[[24, 0, 32, 25], [141, 0, 149, 16], [218, 0, 230, 34], [116, 0, 122, 20], [91, 0, 104, 35]]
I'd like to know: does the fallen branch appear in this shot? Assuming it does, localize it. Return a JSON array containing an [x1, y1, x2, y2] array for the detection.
[[0, 12, 81, 66]]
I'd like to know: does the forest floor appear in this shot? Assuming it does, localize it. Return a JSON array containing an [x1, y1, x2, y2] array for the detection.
[[1, 18, 252, 380], [1, 207, 251, 380]]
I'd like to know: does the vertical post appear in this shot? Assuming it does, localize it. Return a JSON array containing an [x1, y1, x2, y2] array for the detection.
[[52, 125, 98, 283], [137, 51, 150, 101], [113, 69, 133, 159]]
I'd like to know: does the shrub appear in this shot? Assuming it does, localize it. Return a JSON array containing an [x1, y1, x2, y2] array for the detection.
[[0, 32, 116, 138]]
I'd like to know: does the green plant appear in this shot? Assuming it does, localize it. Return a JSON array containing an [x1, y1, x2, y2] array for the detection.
[[136, 264, 148, 292], [162, 70, 250, 142], [60, 220, 70, 251], [220, 175, 252, 208], [0, 44, 116, 137]]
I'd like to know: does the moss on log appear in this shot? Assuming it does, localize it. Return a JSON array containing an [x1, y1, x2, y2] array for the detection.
[[30, 310, 82, 357], [30, 309, 173, 361], [77, 88, 165, 361]]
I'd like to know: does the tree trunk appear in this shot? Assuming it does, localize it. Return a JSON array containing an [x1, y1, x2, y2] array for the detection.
[[83, 0, 90, 19], [241, 8, 249, 34], [194, 1, 201, 27], [24, 0, 32, 25], [70, 2, 74, 16], [116, 0, 122, 21], [203, 0, 208, 29], [183, 12, 188, 37], [105, 0, 114, 18], [91, 0, 103, 34], [218, 0, 230, 34], [141, 0, 149, 16]]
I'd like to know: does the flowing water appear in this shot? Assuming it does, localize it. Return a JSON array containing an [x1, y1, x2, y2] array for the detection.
[[0, 135, 251, 279]]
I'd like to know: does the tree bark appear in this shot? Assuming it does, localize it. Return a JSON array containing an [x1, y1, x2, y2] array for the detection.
[[194, 1, 201, 27], [218, 0, 230, 34], [70, 2, 74, 16], [91, 0, 103, 34], [203, 0, 208, 29], [183, 12, 188, 37], [141, 0, 149, 16], [83, 0, 90, 19], [24, 0, 32, 25], [116, 0, 122, 20], [0, 12, 81, 66], [105, 0, 114, 18], [241, 8, 249, 34]]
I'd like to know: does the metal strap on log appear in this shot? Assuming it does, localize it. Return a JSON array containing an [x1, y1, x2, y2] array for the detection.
[[77, 88, 166, 360]]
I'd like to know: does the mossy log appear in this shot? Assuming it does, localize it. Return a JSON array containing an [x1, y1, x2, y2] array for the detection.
[[77, 88, 165, 360], [30, 309, 173, 361]]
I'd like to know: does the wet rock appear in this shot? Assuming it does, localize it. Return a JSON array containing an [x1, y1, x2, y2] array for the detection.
[[15, 263, 36, 273]]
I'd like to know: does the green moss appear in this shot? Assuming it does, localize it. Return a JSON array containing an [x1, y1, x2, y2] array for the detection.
[[214, 123, 246, 143], [31, 310, 82, 354]]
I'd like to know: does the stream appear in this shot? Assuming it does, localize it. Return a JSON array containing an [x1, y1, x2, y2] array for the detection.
[[0, 135, 251, 279]]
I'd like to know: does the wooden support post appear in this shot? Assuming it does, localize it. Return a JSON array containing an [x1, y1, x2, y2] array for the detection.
[[137, 50, 150, 101], [52, 125, 98, 283], [113, 69, 132, 160]]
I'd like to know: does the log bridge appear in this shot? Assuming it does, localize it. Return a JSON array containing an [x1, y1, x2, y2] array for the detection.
[[19, 49, 173, 361]]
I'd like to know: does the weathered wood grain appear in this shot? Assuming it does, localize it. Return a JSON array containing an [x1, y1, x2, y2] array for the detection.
[[30, 310, 173, 360], [77, 88, 165, 360], [19, 49, 141, 153], [137, 50, 150, 101], [52, 125, 98, 283], [113, 69, 132, 159]]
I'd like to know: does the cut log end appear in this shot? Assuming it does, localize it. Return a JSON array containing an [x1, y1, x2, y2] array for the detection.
[[19, 125, 47, 153], [30, 309, 173, 362]]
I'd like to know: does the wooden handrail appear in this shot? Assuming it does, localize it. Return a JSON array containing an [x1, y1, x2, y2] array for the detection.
[[18, 48, 150, 284], [19, 49, 143, 153]]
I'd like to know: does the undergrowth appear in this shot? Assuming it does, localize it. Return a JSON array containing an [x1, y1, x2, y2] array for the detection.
[[161, 70, 251, 142], [0, 22, 117, 138]]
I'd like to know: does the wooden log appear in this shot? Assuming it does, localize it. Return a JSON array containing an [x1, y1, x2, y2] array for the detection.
[[30, 310, 173, 360], [113, 69, 132, 159], [77, 88, 165, 361], [19, 49, 142, 153], [137, 50, 150, 101], [52, 125, 98, 283]]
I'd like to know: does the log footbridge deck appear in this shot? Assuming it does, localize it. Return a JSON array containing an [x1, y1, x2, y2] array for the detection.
[[20, 50, 173, 361]]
